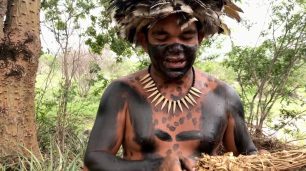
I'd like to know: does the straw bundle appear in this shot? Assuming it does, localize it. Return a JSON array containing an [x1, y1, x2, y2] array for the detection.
[[196, 150, 306, 171]]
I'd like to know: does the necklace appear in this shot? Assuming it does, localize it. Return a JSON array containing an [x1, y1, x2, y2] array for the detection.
[[140, 65, 202, 114]]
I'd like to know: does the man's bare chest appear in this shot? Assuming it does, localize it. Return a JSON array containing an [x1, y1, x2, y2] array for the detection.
[[124, 95, 228, 157]]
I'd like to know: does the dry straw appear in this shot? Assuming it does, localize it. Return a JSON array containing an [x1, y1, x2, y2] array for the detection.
[[196, 150, 306, 171]]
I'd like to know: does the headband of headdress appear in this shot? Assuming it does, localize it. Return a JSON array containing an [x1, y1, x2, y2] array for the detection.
[[109, 0, 243, 43]]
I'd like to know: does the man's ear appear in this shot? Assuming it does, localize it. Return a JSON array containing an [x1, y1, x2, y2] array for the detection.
[[137, 31, 148, 52]]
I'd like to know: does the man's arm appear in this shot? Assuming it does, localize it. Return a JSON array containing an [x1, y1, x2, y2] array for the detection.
[[84, 81, 162, 171], [222, 85, 257, 156]]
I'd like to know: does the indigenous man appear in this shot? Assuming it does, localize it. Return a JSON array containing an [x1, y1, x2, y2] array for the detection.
[[84, 0, 257, 170]]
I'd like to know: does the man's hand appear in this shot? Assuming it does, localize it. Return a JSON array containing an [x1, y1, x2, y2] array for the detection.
[[180, 156, 196, 171], [159, 154, 196, 171], [159, 154, 182, 171]]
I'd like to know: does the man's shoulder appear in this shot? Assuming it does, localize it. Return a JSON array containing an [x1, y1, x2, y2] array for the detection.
[[106, 69, 147, 92], [119, 68, 147, 83], [195, 69, 240, 99]]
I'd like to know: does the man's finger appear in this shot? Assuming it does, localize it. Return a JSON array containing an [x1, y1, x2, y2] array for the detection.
[[180, 156, 195, 171], [159, 154, 182, 171]]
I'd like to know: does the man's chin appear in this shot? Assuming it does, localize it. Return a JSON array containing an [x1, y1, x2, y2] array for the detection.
[[164, 70, 186, 80]]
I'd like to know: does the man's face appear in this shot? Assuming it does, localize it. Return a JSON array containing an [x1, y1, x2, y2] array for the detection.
[[145, 14, 201, 80]]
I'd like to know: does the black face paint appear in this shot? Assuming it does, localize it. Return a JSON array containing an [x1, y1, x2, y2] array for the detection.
[[147, 43, 198, 80]]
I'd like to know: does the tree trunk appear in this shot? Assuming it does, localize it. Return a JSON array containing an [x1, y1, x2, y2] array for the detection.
[[254, 114, 265, 137], [0, 0, 41, 158]]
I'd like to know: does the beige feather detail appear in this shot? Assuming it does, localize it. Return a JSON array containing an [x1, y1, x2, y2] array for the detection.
[[133, 6, 150, 17], [148, 90, 159, 98], [141, 76, 152, 84], [220, 22, 231, 35], [173, 101, 177, 113], [190, 89, 201, 97], [223, 5, 241, 22], [150, 2, 170, 10], [140, 74, 150, 82], [208, 9, 220, 18], [168, 100, 172, 114], [181, 98, 189, 109], [225, 0, 243, 13], [191, 87, 202, 94], [146, 87, 157, 92], [195, 9, 218, 23], [146, 83, 156, 89], [144, 81, 155, 89], [188, 93, 197, 104], [136, 19, 152, 34], [161, 99, 168, 110], [155, 96, 165, 106], [177, 100, 183, 112], [150, 5, 173, 16], [179, 4, 194, 14], [185, 96, 194, 106], [111, 0, 244, 43], [181, 17, 198, 30], [152, 93, 161, 103], [192, 0, 208, 8]]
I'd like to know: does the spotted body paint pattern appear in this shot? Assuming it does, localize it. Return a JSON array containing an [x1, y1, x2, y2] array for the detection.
[[84, 69, 257, 170]]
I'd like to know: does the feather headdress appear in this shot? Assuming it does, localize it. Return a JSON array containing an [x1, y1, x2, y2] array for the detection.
[[109, 0, 243, 43]]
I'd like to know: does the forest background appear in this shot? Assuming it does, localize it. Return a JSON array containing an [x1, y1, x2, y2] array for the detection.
[[0, 0, 305, 170]]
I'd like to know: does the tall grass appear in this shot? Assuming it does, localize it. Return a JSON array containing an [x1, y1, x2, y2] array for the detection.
[[0, 142, 86, 171], [0, 129, 87, 171]]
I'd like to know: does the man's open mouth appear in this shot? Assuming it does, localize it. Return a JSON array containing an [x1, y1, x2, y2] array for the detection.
[[163, 58, 186, 69]]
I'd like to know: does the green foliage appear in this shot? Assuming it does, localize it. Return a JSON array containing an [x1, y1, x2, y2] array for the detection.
[[39, 54, 60, 73], [91, 74, 109, 96], [224, 0, 306, 135], [84, 2, 137, 58], [41, 0, 99, 154], [195, 60, 236, 84], [36, 75, 100, 123], [42, 0, 95, 44], [42, 0, 94, 22], [33, 48, 144, 169], [55, 20, 67, 30], [86, 28, 135, 58]]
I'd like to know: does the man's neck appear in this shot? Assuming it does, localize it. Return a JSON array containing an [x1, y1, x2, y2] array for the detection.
[[149, 66, 193, 99]]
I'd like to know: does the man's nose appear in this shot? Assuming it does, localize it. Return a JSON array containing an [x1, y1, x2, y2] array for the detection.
[[167, 43, 184, 55]]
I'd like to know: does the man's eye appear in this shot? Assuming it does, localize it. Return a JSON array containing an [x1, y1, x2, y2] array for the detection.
[[155, 35, 168, 41], [181, 35, 194, 40]]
